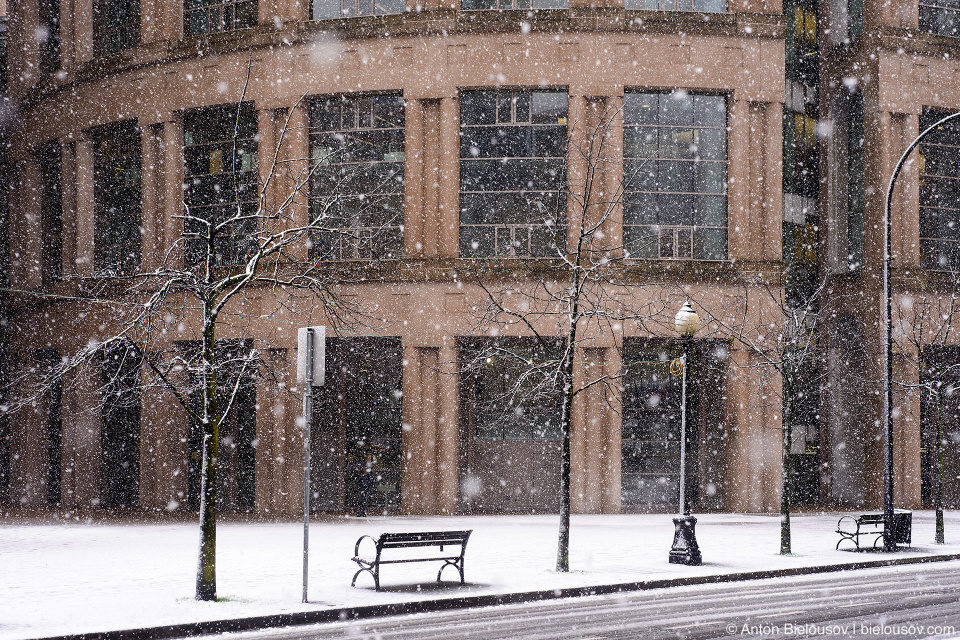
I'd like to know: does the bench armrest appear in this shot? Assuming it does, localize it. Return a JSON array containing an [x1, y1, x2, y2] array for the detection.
[[837, 515, 858, 532], [354, 534, 378, 560]]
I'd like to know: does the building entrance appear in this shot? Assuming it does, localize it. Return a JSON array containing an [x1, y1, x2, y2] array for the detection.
[[458, 339, 562, 514], [310, 337, 402, 515]]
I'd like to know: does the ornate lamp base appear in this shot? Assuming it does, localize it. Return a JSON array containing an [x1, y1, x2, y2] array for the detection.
[[669, 515, 702, 566]]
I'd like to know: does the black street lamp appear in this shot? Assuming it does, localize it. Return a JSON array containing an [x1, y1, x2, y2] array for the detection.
[[669, 300, 702, 565], [882, 111, 960, 551]]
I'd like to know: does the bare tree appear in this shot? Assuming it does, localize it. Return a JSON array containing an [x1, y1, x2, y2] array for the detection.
[[467, 102, 672, 572], [893, 272, 960, 544], [5, 83, 400, 599]]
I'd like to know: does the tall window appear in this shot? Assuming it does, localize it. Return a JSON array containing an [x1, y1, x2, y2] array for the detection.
[[786, 0, 818, 85], [623, 91, 728, 261], [460, 89, 567, 258], [783, 112, 819, 200], [624, 0, 724, 11], [847, 0, 863, 40], [38, 142, 63, 284], [183, 103, 258, 266], [846, 92, 864, 268], [100, 344, 141, 509], [311, 0, 404, 18], [94, 122, 142, 274], [920, 108, 960, 270], [461, 0, 566, 9], [94, 0, 140, 56], [38, 0, 60, 74], [184, 0, 257, 36], [921, 0, 960, 37], [309, 95, 404, 260]]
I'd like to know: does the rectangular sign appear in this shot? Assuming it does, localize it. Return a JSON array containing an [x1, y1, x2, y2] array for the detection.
[[296, 326, 325, 387]]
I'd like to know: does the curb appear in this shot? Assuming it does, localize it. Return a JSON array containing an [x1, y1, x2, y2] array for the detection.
[[33, 553, 960, 640]]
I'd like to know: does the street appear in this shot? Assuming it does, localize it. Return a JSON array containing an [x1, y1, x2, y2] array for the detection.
[[211, 561, 960, 640]]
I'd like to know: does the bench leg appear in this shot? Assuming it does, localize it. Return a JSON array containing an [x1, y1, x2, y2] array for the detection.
[[438, 560, 464, 585], [352, 565, 381, 591]]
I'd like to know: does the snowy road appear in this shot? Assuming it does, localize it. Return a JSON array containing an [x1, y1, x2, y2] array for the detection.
[[212, 562, 960, 640]]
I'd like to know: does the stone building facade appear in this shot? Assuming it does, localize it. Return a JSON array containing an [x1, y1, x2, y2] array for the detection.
[[2, 0, 956, 517]]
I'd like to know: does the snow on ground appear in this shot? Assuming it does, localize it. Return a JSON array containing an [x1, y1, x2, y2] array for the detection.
[[2, 511, 960, 639]]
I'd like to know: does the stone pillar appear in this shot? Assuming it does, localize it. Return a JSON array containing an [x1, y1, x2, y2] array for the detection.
[[438, 343, 460, 514], [731, 100, 784, 262], [285, 105, 311, 230], [75, 136, 96, 276], [438, 97, 460, 257], [883, 111, 921, 268], [403, 99, 425, 256], [8, 1, 40, 91], [566, 94, 588, 251], [602, 95, 624, 257], [161, 0, 184, 41], [139, 123, 161, 270], [60, 141, 78, 277], [422, 101, 441, 256], [59, 0, 75, 69], [258, 108, 280, 218], [161, 116, 184, 261], [727, 96, 751, 262], [16, 158, 42, 290], [73, 0, 94, 64], [723, 346, 782, 512]]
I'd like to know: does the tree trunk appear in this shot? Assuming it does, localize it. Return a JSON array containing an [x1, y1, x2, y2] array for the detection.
[[556, 330, 576, 573], [196, 318, 220, 601], [780, 373, 793, 555]]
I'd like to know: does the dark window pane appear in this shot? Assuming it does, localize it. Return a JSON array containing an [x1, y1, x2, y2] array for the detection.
[[309, 94, 405, 260], [623, 90, 727, 261], [94, 121, 142, 273], [459, 89, 567, 257]]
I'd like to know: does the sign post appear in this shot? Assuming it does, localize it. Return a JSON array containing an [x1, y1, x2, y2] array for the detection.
[[297, 326, 325, 603]]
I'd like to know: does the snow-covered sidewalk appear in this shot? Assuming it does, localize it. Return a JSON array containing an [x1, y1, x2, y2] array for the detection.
[[3, 511, 960, 639]]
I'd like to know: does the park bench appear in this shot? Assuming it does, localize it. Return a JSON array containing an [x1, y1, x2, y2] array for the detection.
[[351, 530, 472, 591], [836, 510, 912, 551]]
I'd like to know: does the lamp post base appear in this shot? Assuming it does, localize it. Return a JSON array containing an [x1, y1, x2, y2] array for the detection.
[[669, 515, 702, 566]]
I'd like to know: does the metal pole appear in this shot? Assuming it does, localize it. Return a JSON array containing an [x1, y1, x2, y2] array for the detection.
[[302, 329, 313, 602], [679, 350, 687, 517], [882, 110, 960, 551]]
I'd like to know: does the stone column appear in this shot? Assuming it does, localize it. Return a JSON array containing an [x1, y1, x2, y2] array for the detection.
[[285, 105, 311, 230], [161, 0, 185, 41], [438, 343, 459, 514], [75, 136, 96, 277], [16, 158, 42, 290], [566, 94, 588, 251], [726, 96, 751, 261], [60, 141, 78, 277], [139, 123, 161, 270], [258, 108, 280, 218], [73, 0, 94, 64], [161, 116, 184, 261], [438, 97, 460, 257], [403, 99, 425, 256]]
